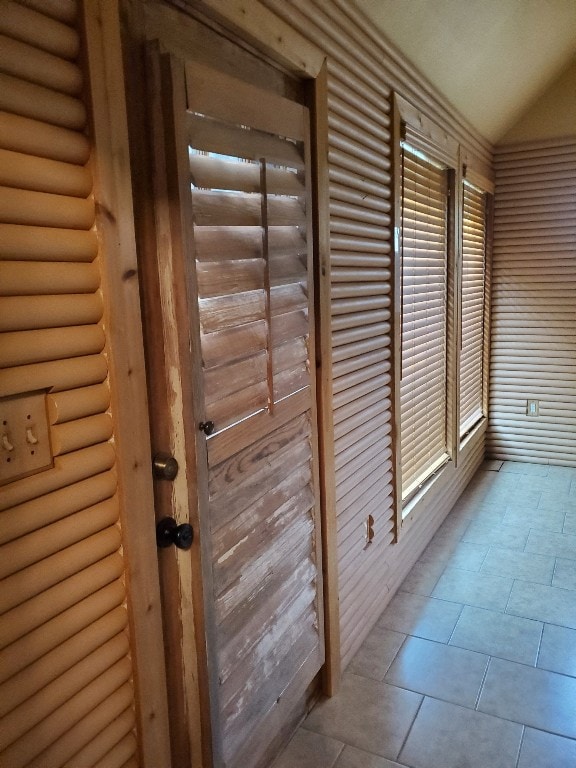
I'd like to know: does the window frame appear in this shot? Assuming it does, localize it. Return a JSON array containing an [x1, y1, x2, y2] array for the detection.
[[456, 158, 495, 453], [458, 174, 489, 438], [398, 145, 452, 502], [391, 94, 460, 529], [392, 98, 495, 536]]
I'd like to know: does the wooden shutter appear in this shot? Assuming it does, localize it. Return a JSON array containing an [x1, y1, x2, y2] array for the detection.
[[181, 60, 323, 768], [400, 147, 449, 499], [0, 2, 140, 766], [459, 181, 487, 437], [187, 63, 309, 433], [488, 138, 576, 465]]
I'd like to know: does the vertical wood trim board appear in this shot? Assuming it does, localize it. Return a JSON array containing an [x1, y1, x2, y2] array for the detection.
[[255, 0, 491, 667], [0, 1, 150, 765], [487, 137, 576, 466], [82, 1, 172, 765]]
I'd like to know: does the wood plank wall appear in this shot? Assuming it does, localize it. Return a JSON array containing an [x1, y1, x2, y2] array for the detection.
[[258, 0, 492, 666], [0, 2, 141, 765], [488, 137, 576, 466]]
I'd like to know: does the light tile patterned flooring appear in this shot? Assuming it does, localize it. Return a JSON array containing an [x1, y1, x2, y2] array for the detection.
[[272, 460, 576, 768]]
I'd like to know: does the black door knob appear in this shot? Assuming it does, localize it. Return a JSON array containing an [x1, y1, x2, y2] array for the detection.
[[173, 523, 194, 550], [156, 517, 194, 550], [152, 454, 179, 480]]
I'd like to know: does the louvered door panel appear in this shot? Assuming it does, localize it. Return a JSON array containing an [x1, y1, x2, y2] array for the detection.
[[178, 60, 324, 768], [488, 138, 576, 465], [188, 113, 309, 433]]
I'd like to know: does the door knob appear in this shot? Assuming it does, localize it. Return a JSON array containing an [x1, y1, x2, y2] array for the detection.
[[156, 517, 194, 550], [152, 453, 179, 480]]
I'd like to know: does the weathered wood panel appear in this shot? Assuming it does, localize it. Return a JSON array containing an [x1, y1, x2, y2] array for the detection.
[[182, 59, 324, 767]]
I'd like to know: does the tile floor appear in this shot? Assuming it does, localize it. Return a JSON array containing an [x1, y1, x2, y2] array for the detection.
[[272, 460, 576, 768]]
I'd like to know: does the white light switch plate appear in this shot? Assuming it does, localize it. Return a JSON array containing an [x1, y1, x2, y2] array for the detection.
[[0, 391, 53, 485]]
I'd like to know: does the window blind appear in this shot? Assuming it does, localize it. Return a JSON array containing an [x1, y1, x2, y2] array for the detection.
[[400, 147, 449, 500], [460, 181, 487, 437]]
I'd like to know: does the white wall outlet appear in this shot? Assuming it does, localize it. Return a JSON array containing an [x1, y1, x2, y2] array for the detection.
[[526, 399, 539, 417]]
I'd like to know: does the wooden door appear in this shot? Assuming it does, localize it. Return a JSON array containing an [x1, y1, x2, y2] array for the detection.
[[143, 44, 325, 768]]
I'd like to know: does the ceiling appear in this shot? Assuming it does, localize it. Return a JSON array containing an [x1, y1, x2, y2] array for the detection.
[[353, 0, 576, 143]]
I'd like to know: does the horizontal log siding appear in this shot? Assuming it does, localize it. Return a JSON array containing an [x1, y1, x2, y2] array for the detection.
[[488, 137, 576, 466], [260, 0, 490, 667], [0, 2, 138, 765]]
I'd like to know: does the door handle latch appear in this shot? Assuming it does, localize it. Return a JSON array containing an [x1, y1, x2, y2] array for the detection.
[[156, 517, 194, 550], [152, 453, 179, 480]]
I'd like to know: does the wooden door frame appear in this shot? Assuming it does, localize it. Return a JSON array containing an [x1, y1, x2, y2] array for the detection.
[[147, 0, 341, 697], [91, 0, 341, 768], [81, 2, 172, 766]]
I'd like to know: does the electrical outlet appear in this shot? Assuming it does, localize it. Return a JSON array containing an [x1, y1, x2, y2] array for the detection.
[[0, 391, 53, 485], [526, 399, 539, 417]]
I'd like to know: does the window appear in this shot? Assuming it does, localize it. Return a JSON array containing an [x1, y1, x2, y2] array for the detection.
[[459, 181, 488, 438], [393, 95, 493, 524], [399, 146, 451, 501]]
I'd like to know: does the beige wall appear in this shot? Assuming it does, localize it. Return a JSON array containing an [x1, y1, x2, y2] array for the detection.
[[489, 59, 576, 465], [500, 55, 576, 144], [487, 137, 576, 465]]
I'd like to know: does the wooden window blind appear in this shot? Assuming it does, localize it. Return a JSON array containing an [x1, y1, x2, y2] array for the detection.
[[460, 181, 487, 438], [400, 147, 449, 500]]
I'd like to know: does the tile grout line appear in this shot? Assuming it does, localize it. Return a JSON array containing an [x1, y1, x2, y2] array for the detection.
[[534, 619, 545, 671], [395, 693, 425, 763], [502, 576, 516, 616], [329, 741, 346, 768], [445, 602, 465, 645], [513, 725, 526, 768], [474, 655, 492, 711]]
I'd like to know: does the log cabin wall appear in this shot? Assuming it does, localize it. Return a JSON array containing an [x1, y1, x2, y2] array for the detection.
[[0, 0, 496, 762], [487, 136, 576, 466], [0, 2, 169, 766], [249, 0, 494, 667]]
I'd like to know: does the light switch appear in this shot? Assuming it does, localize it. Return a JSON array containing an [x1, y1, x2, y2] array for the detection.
[[526, 399, 539, 417], [0, 391, 53, 485]]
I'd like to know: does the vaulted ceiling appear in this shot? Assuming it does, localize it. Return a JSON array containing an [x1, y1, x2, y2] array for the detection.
[[353, 0, 576, 144]]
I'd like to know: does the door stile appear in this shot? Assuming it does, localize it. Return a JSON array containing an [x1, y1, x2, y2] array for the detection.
[[307, 61, 341, 694], [302, 111, 326, 666], [146, 44, 223, 766]]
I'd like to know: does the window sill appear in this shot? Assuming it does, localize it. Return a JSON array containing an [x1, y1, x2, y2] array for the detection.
[[460, 416, 487, 451], [401, 457, 451, 524]]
